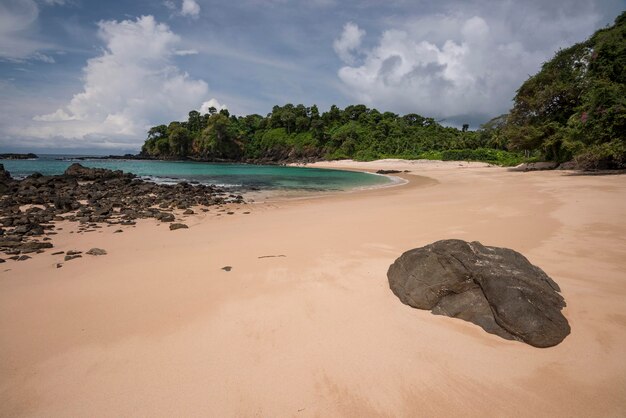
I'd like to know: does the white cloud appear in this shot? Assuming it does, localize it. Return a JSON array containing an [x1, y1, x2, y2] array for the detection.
[[33, 108, 75, 122], [181, 0, 200, 17], [174, 49, 199, 56], [24, 15, 215, 148], [163, 0, 176, 10], [31, 52, 55, 63], [334, 5, 605, 124], [333, 22, 365, 65], [199, 98, 227, 113]]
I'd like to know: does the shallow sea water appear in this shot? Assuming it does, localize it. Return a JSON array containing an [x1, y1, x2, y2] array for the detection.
[[0, 155, 392, 193]]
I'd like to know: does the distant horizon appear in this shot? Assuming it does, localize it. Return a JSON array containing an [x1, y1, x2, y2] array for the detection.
[[0, 148, 139, 156]]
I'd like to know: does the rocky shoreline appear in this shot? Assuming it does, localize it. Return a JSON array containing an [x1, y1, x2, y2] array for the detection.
[[0, 153, 38, 160], [0, 163, 244, 263]]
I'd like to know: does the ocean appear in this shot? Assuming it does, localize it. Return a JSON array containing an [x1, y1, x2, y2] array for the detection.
[[0, 155, 393, 193]]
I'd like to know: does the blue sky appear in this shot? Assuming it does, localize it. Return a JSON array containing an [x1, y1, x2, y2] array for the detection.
[[0, 0, 624, 154]]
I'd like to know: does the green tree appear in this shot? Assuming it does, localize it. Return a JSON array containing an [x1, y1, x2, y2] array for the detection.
[[168, 126, 191, 157]]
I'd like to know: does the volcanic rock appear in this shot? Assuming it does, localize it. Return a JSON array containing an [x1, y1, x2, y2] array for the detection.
[[169, 223, 188, 230], [0, 163, 244, 260], [156, 212, 175, 222], [387, 239, 570, 347], [64, 163, 132, 181], [376, 169, 402, 174], [0, 153, 38, 160], [86, 248, 107, 256]]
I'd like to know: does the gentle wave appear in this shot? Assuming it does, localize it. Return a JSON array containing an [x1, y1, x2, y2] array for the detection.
[[140, 175, 243, 188]]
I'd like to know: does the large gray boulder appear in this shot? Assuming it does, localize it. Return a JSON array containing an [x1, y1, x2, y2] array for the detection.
[[387, 239, 570, 347]]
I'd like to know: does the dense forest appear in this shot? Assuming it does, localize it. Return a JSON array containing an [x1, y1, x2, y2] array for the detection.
[[494, 11, 625, 168], [140, 104, 520, 164], [142, 12, 625, 168]]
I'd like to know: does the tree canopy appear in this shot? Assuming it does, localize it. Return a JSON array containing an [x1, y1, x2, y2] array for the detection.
[[501, 11, 626, 168], [141, 104, 522, 165]]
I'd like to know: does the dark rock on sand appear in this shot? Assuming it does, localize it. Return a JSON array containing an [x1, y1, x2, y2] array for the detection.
[[387, 239, 570, 347], [0, 163, 244, 261], [86, 248, 107, 256], [0, 239, 53, 251], [64, 254, 82, 261], [221, 266, 232, 272], [169, 223, 188, 230], [156, 212, 175, 222], [376, 169, 402, 174]]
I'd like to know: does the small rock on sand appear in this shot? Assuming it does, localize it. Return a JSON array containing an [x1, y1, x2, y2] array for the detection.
[[86, 248, 107, 256], [169, 223, 188, 231]]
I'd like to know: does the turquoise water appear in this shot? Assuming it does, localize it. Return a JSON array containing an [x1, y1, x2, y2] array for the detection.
[[0, 155, 391, 192]]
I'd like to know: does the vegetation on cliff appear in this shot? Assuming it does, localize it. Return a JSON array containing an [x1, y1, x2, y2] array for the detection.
[[495, 11, 625, 168]]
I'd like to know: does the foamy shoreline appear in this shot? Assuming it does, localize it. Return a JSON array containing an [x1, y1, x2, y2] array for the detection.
[[1, 160, 625, 416]]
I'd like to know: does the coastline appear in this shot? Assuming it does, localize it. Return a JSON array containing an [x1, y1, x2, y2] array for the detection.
[[1, 160, 625, 416]]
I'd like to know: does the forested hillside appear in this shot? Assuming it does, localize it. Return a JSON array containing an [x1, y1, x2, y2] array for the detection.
[[142, 12, 624, 168], [141, 104, 519, 164], [494, 11, 625, 168]]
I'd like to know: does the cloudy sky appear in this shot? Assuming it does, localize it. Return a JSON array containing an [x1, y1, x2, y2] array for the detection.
[[0, 0, 623, 154]]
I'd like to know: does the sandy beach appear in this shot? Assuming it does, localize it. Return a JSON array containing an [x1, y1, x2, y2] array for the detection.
[[1, 159, 625, 417]]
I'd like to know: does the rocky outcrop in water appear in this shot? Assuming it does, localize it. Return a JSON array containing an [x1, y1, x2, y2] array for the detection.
[[63, 162, 130, 180], [0, 153, 38, 160], [387, 239, 570, 347]]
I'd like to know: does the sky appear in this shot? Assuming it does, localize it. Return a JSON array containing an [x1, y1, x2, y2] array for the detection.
[[0, 0, 624, 154]]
